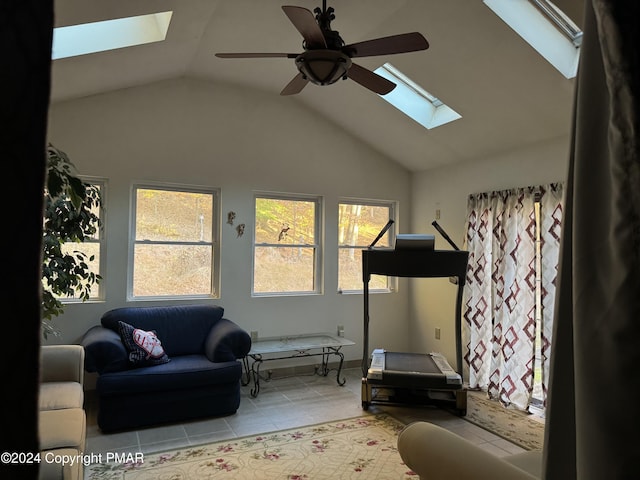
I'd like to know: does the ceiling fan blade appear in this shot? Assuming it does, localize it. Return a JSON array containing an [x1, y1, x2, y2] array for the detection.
[[215, 53, 298, 59], [344, 32, 429, 58], [348, 63, 396, 95], [280, 73, 309, 96], [282, 6, 327, 49]]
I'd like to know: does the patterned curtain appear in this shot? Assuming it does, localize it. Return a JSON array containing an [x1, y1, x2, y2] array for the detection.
[[462, 183, 563, 410], [538, 183, 563, 407]]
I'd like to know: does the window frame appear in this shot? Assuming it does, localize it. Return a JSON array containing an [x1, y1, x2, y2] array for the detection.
[[337, 197, 397, 294], [252, 191, 323, 297], [128, 182, 221, 301]]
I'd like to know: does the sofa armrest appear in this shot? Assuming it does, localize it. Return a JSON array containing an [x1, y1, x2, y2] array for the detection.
[[397, 422, 539, 480], [204, 318, 251, 362], [80, 325, 129, 374], [40, 345, 85, 385]]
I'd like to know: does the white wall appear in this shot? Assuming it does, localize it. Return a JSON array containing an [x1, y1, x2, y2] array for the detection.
[[45, 77, 412, 370], [409, 136, 571, 365]]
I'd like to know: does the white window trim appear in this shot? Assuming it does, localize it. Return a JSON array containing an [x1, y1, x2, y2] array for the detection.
[[252, 191, 323, 297], [338, 197, 398, 294], [128, 182, 220, 301]]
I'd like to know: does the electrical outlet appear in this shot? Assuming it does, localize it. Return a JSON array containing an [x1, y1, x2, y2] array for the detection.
[[250, 331, 258, 342], [435, 209, 441, 220], [435, 327, 441, 340], [337, 325, 345, 337]]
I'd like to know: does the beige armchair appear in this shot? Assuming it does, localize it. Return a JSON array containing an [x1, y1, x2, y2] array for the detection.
[[397, 421, 542, 480], [39, 345, 87, 480]]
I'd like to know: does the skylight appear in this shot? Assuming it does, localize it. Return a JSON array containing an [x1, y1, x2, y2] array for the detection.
[[52, 11, 173, 60], [374, 63, 461, 130], [484, 0, 581, 78]]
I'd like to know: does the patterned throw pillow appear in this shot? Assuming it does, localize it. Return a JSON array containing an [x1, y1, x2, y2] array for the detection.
[[117, 321, 170, 367]]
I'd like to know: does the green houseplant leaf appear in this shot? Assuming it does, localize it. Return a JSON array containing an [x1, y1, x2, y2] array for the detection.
[[42, 144, 103, 338]]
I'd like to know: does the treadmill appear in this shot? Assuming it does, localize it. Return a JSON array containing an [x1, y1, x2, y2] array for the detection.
[[361, 221, 469, 415]]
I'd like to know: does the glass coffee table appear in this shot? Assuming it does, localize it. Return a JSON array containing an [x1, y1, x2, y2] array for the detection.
[[242, 333, 355, 397]]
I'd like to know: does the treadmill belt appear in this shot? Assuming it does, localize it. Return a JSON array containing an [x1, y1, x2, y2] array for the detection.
[[385, 351, 440, 373], [369, 351, 462, 389]]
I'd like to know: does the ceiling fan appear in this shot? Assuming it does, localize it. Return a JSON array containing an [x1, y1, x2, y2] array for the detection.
[[215, 1, 429, 96]]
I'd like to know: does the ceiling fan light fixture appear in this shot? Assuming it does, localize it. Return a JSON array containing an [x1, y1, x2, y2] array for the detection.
[[295, 50, 352, 86], [216, 4, 429, 96]]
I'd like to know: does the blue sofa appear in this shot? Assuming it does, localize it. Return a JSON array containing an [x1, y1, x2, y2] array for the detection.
[[81, 305, 251, 432]]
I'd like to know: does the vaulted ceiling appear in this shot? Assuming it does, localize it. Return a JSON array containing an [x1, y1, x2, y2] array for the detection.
[[51, 0, 583, 172]]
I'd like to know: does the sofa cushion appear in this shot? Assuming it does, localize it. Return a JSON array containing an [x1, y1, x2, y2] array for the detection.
[[118, 321, 170, 368], [96, 355, 241, 396], [40, 382, 84, 410], [39, 344, 85, 384], [38, 447, 82, 480], [101, 305, 225, 356], [39, 408, 86, 451]]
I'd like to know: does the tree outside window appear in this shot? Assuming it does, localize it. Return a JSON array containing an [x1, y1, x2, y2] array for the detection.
[[131, 185, 219, 298], [253, 193, 322, 295], [338, 200, 396, 292]]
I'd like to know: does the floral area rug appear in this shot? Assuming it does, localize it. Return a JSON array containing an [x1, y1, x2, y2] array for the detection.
[[465, 391, 545, 451], [85, 414, 417, 479]]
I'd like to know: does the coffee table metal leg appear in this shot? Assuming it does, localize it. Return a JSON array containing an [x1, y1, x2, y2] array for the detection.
[[241, 356, 251, 386], [335, 349, 346, 386], [250, 355, 263, 397], [320, 349, 330, 376]]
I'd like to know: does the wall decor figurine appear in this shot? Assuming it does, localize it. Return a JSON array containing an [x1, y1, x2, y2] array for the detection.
[[227, 211, 236, 225], [236, 223, 245, 237]]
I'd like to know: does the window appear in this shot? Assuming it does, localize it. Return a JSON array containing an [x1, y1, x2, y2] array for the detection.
[[338, 199, 396, 293], [58, 179, 105, 302], [483, 0, 581, 78], [253, 193, 322, 295], [374, 63, 461, 129], [130, 184, 219, 299], [52, 11, 173, 60]]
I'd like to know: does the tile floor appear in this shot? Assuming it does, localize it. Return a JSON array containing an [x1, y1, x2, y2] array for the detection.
[[84, 367, 528, 460]]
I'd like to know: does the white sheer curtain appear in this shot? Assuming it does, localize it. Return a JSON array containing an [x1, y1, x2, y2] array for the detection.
[[462, 183, 563, 410]]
